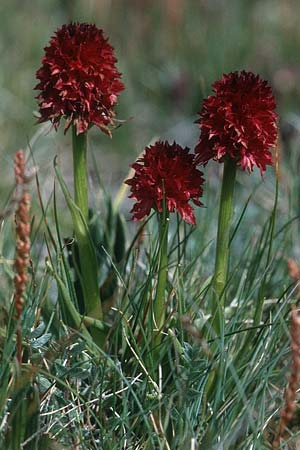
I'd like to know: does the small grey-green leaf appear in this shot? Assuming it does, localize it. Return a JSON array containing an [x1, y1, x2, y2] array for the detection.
[[31, 333, 52, 348]]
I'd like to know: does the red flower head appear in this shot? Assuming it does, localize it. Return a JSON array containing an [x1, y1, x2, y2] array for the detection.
[[195, 71, 278, 173], [126, 141, 205, 225], [35, 23, 124, 135]]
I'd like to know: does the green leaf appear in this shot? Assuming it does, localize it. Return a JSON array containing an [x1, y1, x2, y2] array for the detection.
[[113, 212, 127, 263]]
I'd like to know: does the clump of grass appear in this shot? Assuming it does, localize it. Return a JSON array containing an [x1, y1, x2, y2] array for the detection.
[[0, 143, 298, 449]]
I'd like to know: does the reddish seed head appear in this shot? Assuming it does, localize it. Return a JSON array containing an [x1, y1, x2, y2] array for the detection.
[[126, 141, 205, 225], [195, 71, 278, 174], [272, 308, 300, 448], [14, 151, 25, 185], [35, 22, 124, 135]]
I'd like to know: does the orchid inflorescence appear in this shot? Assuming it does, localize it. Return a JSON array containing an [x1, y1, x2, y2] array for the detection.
[[35, 22, 124, 135]]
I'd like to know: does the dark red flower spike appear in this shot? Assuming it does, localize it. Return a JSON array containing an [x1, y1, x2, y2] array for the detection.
[[126, 141, 205, 225], [35, 23, 124, 135], [195, 71, 278, 174]]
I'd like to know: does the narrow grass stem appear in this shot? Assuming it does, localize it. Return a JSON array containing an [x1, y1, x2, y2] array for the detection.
[[253, 156, 279, 327], [212, 158, 236, 334], [153, 211, 169, 360]]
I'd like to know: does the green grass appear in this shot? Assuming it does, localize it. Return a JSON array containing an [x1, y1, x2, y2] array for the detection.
[[0, 142, 299, 448]]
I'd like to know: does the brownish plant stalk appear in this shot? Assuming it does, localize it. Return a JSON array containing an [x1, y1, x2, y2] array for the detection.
[[14, 149, 31, 365], [272, 307, 300, 449], [288, 258, 300, 296]]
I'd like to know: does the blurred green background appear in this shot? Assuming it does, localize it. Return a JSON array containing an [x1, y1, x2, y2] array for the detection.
[[1, 0, 300, 201]]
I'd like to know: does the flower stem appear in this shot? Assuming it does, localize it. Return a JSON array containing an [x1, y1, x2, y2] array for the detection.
[[211, 158, 236, 334], [71, 127, 104, 343], [72, 127, 89, 223], [152, 211, 169, 359]]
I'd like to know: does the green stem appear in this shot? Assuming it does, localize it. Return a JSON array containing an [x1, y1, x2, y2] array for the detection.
[[71, 127, 104, 344], [204, 159, 237, 414], [153, 211, 169, 358], [72, 127, 89, 223], [212, 158, 237, 334]]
